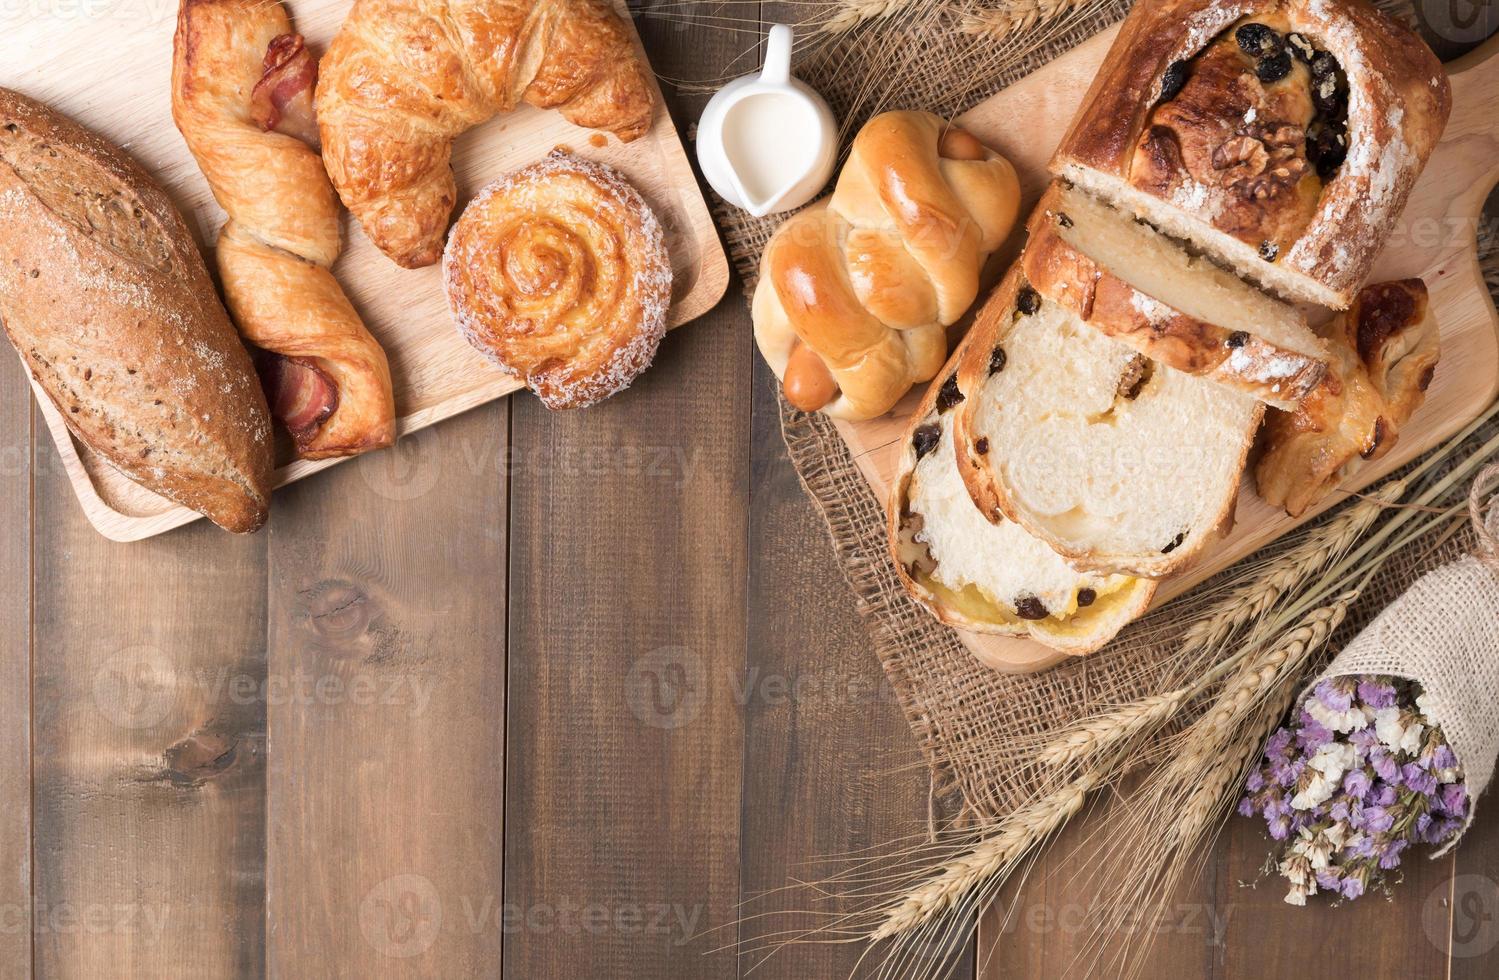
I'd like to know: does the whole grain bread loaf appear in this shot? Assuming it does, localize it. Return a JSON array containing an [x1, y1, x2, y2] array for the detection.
[[0, 88, 273, 533]]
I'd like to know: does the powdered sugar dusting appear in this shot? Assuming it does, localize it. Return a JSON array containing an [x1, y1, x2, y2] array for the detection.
[[1129, 290, 1174, 326], [443, 149, 672, 410]]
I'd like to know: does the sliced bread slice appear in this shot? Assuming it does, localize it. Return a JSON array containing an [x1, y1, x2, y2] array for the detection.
[[1023, 182, 1328, 411], [952, 269, 1265, 578], [889, 354, 1155, 653]]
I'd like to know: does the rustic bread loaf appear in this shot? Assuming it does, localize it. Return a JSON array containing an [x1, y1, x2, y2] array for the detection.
[[1053, 0, 1449, 309], [952, 269, 1264, 578], [1023, 181, 1327, 410], [889, 351, 1155, 653], [0, 88, 273, 533]]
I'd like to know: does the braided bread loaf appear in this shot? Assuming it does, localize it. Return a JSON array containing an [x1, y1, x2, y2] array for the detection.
[[172, 0, 396, 460], [316, 0, 655, 269], [752, 111, 1020, 421]]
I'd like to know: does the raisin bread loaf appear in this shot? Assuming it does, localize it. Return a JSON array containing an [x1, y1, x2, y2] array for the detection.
[[1023, 182, 1327, 410], [952, 269, 1264, 578], [889, 353, 1156, 653], [1053, 0, 1449, 309]]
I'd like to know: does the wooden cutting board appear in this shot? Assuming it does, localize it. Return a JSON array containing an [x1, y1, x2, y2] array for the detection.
[[4, 1, 728, 542], [837, 26, 1499, 673]]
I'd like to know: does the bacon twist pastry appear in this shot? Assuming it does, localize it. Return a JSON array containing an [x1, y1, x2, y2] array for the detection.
[[443, 151, 671, 410], [172, 0, 396, 460], [317, 0, 656, 269]]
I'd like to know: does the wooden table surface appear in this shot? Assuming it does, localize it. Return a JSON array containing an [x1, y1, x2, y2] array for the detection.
[[3, 3, 1498, 978]]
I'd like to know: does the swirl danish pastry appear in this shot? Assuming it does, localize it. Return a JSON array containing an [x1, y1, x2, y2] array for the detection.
[[172, 0, 396, 460], [443, 151, 672, 410]]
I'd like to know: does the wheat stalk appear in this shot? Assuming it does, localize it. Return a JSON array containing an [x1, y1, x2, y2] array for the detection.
[[960, 0, 1088, 39], [869, 773, 1094, 941], [1180, 480, 1404, 656], [823, 0, 920, 33], [1036, 689, 1187, 770]]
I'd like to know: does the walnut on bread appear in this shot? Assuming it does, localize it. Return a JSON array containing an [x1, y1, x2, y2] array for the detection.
[[888, 348, 1156, 654], [1054, 0, 1451, 310], [1256, 278, 1439, 517], [753, 111, 1021, 420]]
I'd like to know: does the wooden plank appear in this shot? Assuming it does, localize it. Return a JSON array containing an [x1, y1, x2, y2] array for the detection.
[[30, 430, 268, 976], [0, 352, 32, 974], [263, 403, 508, 977], [740, 358, 968, 978], [7, 0, 727, 542], [978, 802, 1222, 979], [502, 11, 750, 962], [1449, 801, 1499, 975]]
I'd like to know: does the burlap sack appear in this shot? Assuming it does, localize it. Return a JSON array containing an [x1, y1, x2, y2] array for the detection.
[[711, 0, 1490, 825], [1305, 466, 1499, 854]]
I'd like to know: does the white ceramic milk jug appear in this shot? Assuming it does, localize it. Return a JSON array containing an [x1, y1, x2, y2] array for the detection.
[[696, 24, 838, 218]]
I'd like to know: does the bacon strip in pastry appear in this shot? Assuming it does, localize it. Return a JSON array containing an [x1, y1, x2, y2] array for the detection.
[[172, 0, 396, 460]]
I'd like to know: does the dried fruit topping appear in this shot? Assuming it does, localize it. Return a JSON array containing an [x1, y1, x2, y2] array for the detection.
[[936, 374, 964, 412], [1076, 588, 1097, 608], [912, 423, 940, 461], [1016, 285, 1041, 315], [1307, 123, 1348, 179], [1310, 51, 1339, 78], [1256, 51, 1293, 84], [1312, 72, 1342, 116], [1286, 32, 1315, 63], [1259, 240, 1280, 262], [1158, 60, 1189, 103], [989, 345, 1008, 375], [1014, 595, 1049, 620], [1236, 23, 1284, 58], [974, 437, 990, 455], [1226, 331, 1250, 348], [1057, 212, 1074, 229], [1161, 531, 1187, 554]]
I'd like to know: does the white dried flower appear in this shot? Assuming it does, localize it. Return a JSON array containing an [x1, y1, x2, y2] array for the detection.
[[1292, 742, 1356, 809], [1374, 707, 1424, 755], [1305, 697, 1371, 733]]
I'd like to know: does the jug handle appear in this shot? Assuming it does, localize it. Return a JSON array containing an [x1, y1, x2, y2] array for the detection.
[[760, 24, 794, 86]]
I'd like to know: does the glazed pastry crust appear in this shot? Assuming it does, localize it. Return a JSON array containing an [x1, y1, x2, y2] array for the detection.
[[317, 0, 655, 269], [1053, 0, 1450, 308], [172, 0, 396, 460], [443, 151, 671, 410], [753, 111, 1021, 421], [1257, 278, 1439, 517]]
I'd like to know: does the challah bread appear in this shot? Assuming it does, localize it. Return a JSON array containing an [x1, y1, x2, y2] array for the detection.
[[316, 0, 655, 269], [1257, 278, 1438, 516], [1053, 0, 1449, 309], [952, 268, 1264, 578], [889, 351, 1156, 653], [0, 88, 273, 533], [173, 0, 397, 460], [753, 111, 1021, 420], [1023, 181, 1327, 410]]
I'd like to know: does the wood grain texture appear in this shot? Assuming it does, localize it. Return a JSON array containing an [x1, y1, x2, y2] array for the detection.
[[836, 26, 1499, 674], [0, 340, 30, 975], [501, 13, 749, 970], [30, 444, 268, 976], [263, 404, 508, 977], [6, 0, 728, 542]]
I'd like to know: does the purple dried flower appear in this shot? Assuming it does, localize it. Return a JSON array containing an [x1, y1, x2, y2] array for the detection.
[[1378, 839, 1408, 870], [1315, 679, 1354, 713], [1315, 867, 1342, 891], [1266, 727, 1293, 758], [1340, 873, 1366, 900], [1372, 782, 1398, 807], [1363, 805, 1394, 835], [1431, 744, 1458, 772], [1440, 783, 1469, 817], [1268, 812, 1292, 840], [1357, 680, 1398, 709], [1238, 796, 1256, 818], [1402, 763, 1438, 797], [1246, 769, 1266, 793], [1297, 713, 1334, 751], [1343, 768, 1372, 799], [1350, 728, 1382, 755]]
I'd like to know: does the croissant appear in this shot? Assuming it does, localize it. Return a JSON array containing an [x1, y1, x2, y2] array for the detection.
[[1257, 279, 1440, 517], [316, 0, 656, 269], [172, 0, 396, 460], [752, 111, 1021, 421]]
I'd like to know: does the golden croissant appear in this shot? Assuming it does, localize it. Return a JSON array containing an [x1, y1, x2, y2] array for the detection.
[[316, 0, 656, 269], [172, 0, 397, 460]]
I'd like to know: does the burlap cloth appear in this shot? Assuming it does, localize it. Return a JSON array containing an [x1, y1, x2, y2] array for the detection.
[[707, 0, 1496, 823], [1306, 465, 1499, 853]]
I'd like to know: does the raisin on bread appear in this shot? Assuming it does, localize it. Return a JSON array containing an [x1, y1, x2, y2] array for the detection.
[[1052, 0, 1449, 310], [1024, 182, 1327, 410], [889, 353, 1156, 653], [952, 269, 1264, 578], [1256, 278, 1438, 516]]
